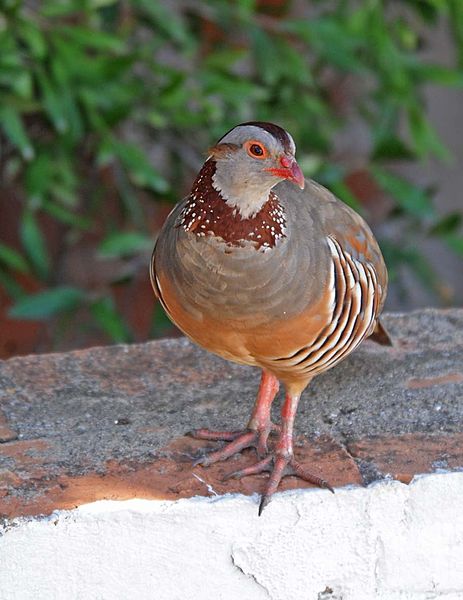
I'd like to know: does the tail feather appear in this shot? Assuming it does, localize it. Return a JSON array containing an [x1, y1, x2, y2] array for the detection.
[[369, 319, 392, 346]]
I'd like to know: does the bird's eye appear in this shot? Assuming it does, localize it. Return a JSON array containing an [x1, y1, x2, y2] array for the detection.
[[245, 141, 267, 159]]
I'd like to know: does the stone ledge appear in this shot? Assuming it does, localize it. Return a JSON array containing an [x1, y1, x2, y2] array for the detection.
[[0, 308, 462, 519]]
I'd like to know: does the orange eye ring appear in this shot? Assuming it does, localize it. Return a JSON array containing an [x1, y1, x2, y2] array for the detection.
[[245, 140, 268, 159]]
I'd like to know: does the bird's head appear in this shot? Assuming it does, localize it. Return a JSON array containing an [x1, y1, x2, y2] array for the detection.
[[207, 122, 304, 219]]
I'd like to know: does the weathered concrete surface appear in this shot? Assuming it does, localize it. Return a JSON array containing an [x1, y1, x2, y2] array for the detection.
[[0, 308, 462, 517]]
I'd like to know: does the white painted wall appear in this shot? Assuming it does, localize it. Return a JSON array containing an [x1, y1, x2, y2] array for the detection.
[[1, 473, 462, 600]]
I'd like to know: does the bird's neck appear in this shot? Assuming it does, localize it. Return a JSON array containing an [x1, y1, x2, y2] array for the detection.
[[212, 159, 274, 219], [178, 160, 287, 250]]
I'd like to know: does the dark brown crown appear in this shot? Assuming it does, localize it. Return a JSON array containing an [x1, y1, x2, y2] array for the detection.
[[218, 121, 293, 154]]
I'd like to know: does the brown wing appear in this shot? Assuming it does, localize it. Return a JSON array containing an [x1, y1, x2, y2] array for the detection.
[[256, 180, 390, 387]]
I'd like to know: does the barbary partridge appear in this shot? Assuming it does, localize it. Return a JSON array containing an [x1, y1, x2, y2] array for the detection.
[[150, 122, 391, 514]]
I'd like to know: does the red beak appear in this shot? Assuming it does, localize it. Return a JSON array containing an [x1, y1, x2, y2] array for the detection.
[[265, 156, 305, 189]]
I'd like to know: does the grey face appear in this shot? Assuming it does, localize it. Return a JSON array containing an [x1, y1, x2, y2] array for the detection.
[[210, 124, 302, 219], [217, 125, 296, 185]]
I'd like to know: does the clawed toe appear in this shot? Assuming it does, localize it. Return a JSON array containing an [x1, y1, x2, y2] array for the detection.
[[188, 421, 279, 466], [187, 428, 244, 442], [192, 429, 258, 467], [288, 459, 335, 494], [222, 456, 273, 481], [257, 455, 335, 515]]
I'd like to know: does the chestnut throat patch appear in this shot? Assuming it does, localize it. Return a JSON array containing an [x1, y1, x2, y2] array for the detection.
[[177, 160, 287, 250]]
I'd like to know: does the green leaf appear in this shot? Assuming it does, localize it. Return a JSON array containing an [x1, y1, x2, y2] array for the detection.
[[112, 142, 170, 194], [50, 156, 79, 207], [0, 243, 30, 274], [400, 247, 440, 290], [429, 214, 463, 256], [12, 71, 33, 99], [372, 136, 415, 160], [20, 210, 50, 279], [113, 168, 145, 227], [35, 67, 68, 133], [276, 39, 313, 85], [443, 233, 463, 255], [50, 60, 84, 142], [98, 231, 152, 258], [400, 0, 441, 23], [371, 167, 435, 219], [0, 269, 24, 300], [283, 18, 365, 73], [0, 107, 34, 160], [25, 154, 53, 203], [429, 212, 462, 236], [9, 287, 86, 320], [204, 48, 246, 71], [251, 28, 282, 85], [138, 0, 191, 47], [449, 0, 463, 67], [40, 1, 81, 17], [17, 19, 47, 58], [57, 25, 126, 52], [329, 180, 362, 212], [410, 63, 463, 86], [90, 297, 131, 343], [408, 106, 451, 161], [42, 201, 90, 229]]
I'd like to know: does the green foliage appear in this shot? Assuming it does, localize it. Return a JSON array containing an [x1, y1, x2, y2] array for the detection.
[[90, 297, 131, 343], [1, 0, 463, 345], [9, 286, 86, 319], [98, 231, 152, 259], [0, 242, 29, 274]]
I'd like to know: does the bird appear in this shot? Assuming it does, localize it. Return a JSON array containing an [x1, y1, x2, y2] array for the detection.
[[150, 121, 391, 514]]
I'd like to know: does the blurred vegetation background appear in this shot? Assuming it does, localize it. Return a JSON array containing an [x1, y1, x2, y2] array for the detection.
[[1, 0, 463, 358]]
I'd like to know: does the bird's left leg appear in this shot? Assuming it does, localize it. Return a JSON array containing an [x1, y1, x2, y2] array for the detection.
[[189, 369, 280, 465], [225, 390, 334, 514], [259, 391, 333, 514]]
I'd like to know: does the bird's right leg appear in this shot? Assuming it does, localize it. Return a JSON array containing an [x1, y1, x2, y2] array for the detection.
[[189, 369, 280, 464]]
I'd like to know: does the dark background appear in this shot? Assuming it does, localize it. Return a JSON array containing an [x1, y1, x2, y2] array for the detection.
[[1, 0, 462, 359]]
